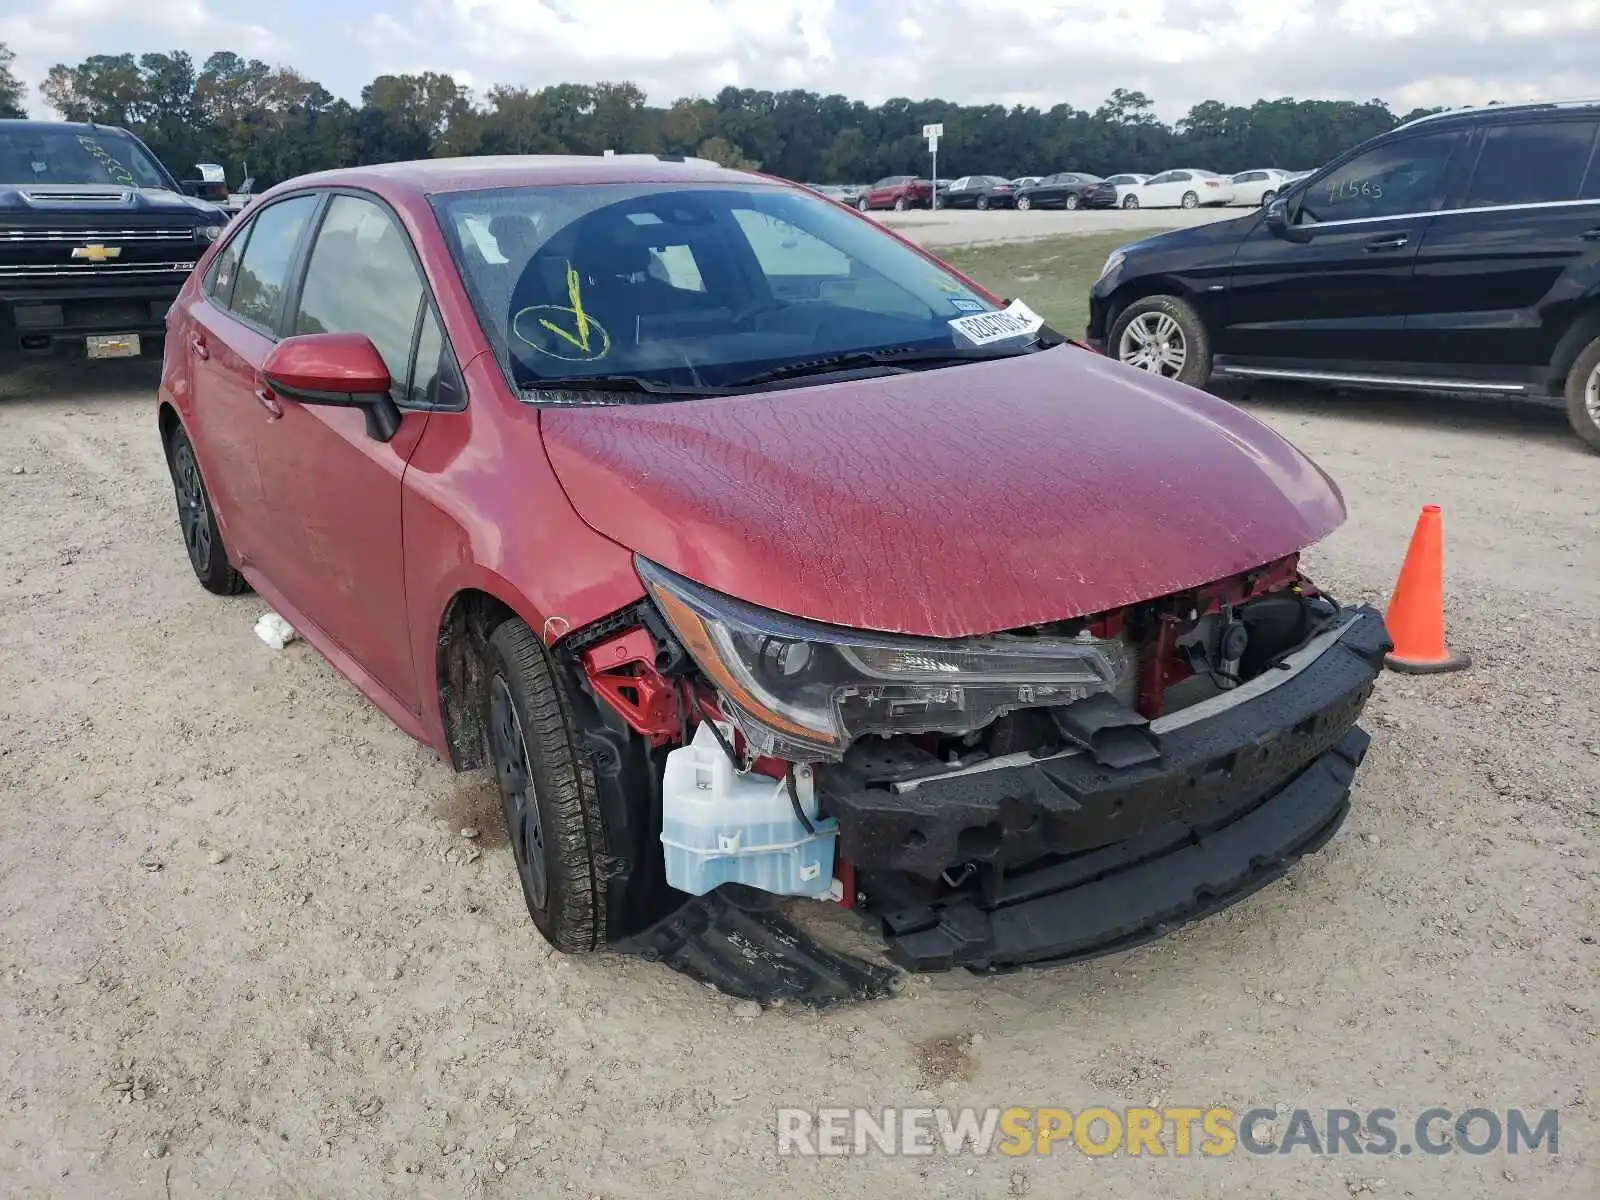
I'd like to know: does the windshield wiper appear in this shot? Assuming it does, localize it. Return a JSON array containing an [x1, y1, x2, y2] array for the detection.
[[522, 374, 734, 402], [729, 342, 1045, 388]]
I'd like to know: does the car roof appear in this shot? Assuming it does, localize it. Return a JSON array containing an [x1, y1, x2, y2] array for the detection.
[[1394, 98, 1600, 133], [0, 118, 140, 137], [259, 154, 779, 205]]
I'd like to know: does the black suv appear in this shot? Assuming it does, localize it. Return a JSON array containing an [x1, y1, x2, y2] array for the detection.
[[1086, 101, 1600, 450], [1, 120, 229, 365]]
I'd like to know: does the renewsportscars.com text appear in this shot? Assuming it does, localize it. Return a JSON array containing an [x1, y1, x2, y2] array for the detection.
[[776, 1106, 1560, 1158]]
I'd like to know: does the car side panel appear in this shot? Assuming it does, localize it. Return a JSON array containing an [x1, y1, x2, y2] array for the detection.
[[400, 354, 645, 754]]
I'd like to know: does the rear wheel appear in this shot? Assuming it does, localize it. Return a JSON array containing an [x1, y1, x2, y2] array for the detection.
[[1563, 335, 1600, 452], [976, 195, 989, 211], [484, 618, 618, 952], [1122, 194, 1139, 209], [856, 197, 870, 212], [893, 196, 908, 212], [1109, 295, 1212, 386], [165, 424, 248, 596], [1181, 191, 1199, 209]]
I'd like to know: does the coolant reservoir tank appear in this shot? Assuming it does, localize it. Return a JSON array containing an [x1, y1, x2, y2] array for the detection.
[[660, 723, 839, 898]]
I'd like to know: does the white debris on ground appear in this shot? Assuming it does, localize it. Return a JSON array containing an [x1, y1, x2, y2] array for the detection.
[[254, 610, 298, 650]]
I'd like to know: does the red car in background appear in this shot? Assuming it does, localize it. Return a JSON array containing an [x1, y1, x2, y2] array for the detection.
[[855, 174, 935, 211], [158, 155, 1389, 1001]]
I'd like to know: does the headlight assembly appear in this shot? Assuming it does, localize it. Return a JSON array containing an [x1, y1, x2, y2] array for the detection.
[[1097, 248, 1126, 282], [637, 557, 1130, 762], [196, 223, 225, 243]]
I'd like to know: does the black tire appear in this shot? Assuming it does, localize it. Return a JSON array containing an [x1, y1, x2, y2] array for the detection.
[[1122, 194, 1139, 209], [1181, 191, 1199, 209], [976, 195, 989, 211], [164, 424, 248, 596], [1107, 294, 1213, 387], [856, 197, 870, 212], [1562, 335, 1600, 452], [484, 618, 616, 952], [1260, 190, 1277, 207], [1064, 192, 1080, 210], [893, 197, 908, 212]]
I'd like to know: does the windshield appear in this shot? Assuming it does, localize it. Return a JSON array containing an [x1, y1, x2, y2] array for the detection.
[[433, 182, 1020, 393], [0, 127, 173, 189]]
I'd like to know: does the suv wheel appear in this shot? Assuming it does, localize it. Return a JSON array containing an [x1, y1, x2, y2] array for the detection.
[[893, 197, 908, 212], [1181, 191, 1200, 209], [1109, 295, 1212, 386], [1563, 335, 1600, 452], [1122, 194, 1139, 209]]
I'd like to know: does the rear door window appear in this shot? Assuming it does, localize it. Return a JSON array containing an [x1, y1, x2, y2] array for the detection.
[[1461, 120, 1600, 207], [227, 195, 318, 331]]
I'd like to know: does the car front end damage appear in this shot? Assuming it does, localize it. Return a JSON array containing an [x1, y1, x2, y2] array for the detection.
[[561, 550, 1391, 998]]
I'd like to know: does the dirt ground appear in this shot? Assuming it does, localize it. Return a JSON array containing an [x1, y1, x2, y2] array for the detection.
[[1, 344, 1597, 1199]]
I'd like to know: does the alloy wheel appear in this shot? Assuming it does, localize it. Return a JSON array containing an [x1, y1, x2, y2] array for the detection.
[[172, 441, 213, 575], [1016, 195, 1031, 211], [1123, 195, 1139, 209], [1586, 361, 1600, 423], [1065, 193, 1080, 210], [1182, 192, 1199, 209], [489, 673, 548, 908], [1117, 312, 1187, 377]]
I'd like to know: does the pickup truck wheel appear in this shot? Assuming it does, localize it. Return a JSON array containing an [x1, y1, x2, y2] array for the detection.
[[164, 424, 248, 596], [1181, 191, 1200, 209], [1109, 295, 1212, 387], [856, 198, 870, 212], [893, 197, 908, 212], [1563, 336, 1600, 452], [484, 618, 615, 952]]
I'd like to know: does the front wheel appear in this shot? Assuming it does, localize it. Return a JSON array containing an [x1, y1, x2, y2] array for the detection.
[[976, 195, 989, 211], [1563, 335, 1600, 452], [165, 424, 248, 596], [1016, 194, 1032, 211], [856, 198, 870, 212], [1064, 193, 1081, 210], [893, 197, 908, 212], [1260, 190, 1277, 207], [1108, 295, 1212, 387], [1122, 194, 1139, 209], [484, 618, 620, 952], [1181, 191, 1199, 209]]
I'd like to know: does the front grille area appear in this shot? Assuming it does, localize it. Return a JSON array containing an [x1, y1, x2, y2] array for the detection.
[[0, 227, 193, 243], [0, 262, 196, 280], [18, 190, 135, 204]]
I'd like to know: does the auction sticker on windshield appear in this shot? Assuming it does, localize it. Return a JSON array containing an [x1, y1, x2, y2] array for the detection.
[[948, 299, 1046, 346]]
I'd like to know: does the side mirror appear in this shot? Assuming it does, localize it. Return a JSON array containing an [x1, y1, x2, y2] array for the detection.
[[261, 333, 402, 442], [182, 179, 230, 203], [1264, 197, 1313, 244]]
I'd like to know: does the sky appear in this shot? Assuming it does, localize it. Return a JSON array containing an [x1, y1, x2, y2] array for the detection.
[[4, 0, 1600, 123]]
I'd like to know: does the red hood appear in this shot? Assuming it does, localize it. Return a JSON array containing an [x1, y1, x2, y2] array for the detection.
[[540, 347, 1345, 637]]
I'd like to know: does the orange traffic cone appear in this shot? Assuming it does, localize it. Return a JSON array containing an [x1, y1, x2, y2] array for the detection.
[[1384, 504, 1470, 674]]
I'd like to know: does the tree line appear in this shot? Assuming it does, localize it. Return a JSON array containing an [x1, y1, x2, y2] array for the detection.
[[2, 42, 1448, 190]]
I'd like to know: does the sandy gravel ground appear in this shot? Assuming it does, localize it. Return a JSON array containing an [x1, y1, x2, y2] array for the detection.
[[1, 349, 1597, 1199]]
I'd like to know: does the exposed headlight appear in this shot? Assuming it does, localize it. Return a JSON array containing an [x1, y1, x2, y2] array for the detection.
[[195, 223, 225, 243], [1097, 248, 1127, 282], [637, 557, 1130, 761]]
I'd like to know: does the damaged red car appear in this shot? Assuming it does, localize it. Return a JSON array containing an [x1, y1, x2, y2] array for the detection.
[[158, 155, 1392, 1000]]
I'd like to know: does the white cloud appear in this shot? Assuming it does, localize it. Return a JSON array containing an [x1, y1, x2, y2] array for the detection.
[[5, 0, 1597, 122]]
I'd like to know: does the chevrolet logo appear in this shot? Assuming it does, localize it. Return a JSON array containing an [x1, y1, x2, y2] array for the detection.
[[71, 244, 121, 263]]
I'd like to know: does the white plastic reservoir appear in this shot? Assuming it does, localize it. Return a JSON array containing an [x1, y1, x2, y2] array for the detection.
[[660, 722, 839, 898]]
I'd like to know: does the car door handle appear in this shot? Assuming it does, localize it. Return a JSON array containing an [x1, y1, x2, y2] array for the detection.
[[253, 387, 282, 419], [1364, 235, 1409, 251], [189, 334, 209, 360]]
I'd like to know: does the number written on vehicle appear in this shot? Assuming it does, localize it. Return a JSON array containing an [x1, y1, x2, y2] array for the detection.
[[1326, 178, 1384, 203]]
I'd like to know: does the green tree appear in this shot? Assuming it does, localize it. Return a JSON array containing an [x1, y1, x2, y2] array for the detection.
[[696, 136, 760, 171], [0, 43, 26, 119]]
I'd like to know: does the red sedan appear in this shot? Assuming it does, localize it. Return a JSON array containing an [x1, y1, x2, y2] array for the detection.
[[158, 155, 1390, 998]]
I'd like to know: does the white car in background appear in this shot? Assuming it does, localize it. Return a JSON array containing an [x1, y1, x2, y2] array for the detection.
[[1121, 169, 1236, 209], [1228, 168, 1294, 207], [1104, 173, 1149, 207]]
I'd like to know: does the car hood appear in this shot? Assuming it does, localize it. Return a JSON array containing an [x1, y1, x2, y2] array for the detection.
[[540, 346, 1346, 638], [0, 184, 223, 219]]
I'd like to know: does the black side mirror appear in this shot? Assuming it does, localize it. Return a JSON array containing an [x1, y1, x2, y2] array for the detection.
[[181, 180, 229, 203], [1264, 197, 1314, 244]]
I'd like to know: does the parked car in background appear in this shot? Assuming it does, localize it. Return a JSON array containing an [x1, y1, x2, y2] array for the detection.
[[0, 119, 229, 363], [1228, 168, 1294, 207], [939, 175, 1018, 209], [1011, 176, 1041, 191], [1015, 172, 1118, 211], [1104, 173, 1150, 206], [1121, 169, 1236, 209], [224, 176, 259, 215], [157, 152, 1388, 995], [857, 175, 935, 211], [804, 183, 859, 205], [1086, 99, 1600, 450]]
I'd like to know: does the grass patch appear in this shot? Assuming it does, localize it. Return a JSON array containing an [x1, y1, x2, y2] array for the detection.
[[937, 231, 1174, 338]]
